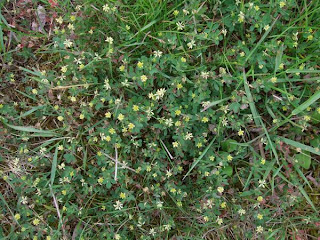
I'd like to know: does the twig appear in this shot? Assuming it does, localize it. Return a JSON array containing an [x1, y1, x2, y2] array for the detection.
[[49, 184, 67, 238], [103, 152, 137, 173], [114, 145, 118, 181], [160, 139, 174, 160]]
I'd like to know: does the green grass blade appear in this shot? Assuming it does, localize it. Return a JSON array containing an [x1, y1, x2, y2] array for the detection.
[[279, 137, 320, 156], [201, 97, 230, 112], [51, 146, 59, 186], [286, 69, 320, 74], [298, 185, 317, 212], [2, 120, 58, 136], [183, 136, 216, 180], [291, 90, 320, 115], [14, 105, 45, 120], [244, 15, 280, 63]]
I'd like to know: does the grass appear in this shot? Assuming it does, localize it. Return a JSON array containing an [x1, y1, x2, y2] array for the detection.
[[0, 0, 320, 239]]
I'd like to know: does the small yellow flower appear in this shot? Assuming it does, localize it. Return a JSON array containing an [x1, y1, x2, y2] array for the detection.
[[254, 5, 260, 11], [170, 188, 177, 193], [32, 89, 38, 95], [79, 114, 85, 120], [177, 83, 183, 89], [270, 77, 277, 83], [175, 109, 181, 116], [120, 192, 126, 199], [132, 105, 139, 111], [70, 96, 76, 102], [257, 214, 263, 220], [304, 115, 311, 121], [202, 117, 209, 123], [57, 116, 64, 121], [128, 123, 135, 130], [175, 121, 181, 127], [181, 57, 186, 62], [238, 129, 244, 136], [227, 155, 233, 161], [79, 64, 85, 70], [105, 112, 112, 118], [119, 65, 125, 71], [14, 214, 21, 220], [105, 136, 111, 142], [137, 61, 143, 68], [307, 35, 314, 41], [62, 190, 67, 195], [216, 216, 223, 225], [61, 66, 68, 73], [279, 63, 284, 70], [209, 156, 215, 161], [46, 236, 51, 240], [56, 16, 63, 24], [33, 218, 40, 226], [141, 75, 147, 82], [118, 113, 124, 121], [172, 141, 179, 148], [98, 177, 104, 184], [173, 10, 179, 16], [109, 128, 116, 134], [256, 226, 264, 233], [220, 202, 227, 208], [279, 1, 286, 8], [257, 196, 263, 202], [217, 187, 224, 193], [196, 142, 203, 148]]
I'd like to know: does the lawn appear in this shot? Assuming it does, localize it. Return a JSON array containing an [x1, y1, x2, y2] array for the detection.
[[0, 0, 320, 239]]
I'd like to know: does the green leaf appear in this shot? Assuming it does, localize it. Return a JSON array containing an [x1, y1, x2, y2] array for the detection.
[[222, 166, 233, 176], [221, 139, 238, 152], [295, 152, 311, 169], [64, 153, 76, 164], [291, 90, 320, 115]]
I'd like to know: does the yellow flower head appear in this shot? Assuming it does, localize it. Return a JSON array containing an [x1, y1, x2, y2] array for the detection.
[[270, 77, 277, 83], [105, 112, 112, 118], [133, 105, 139, 111], [141, 75, 148, 82], [14, 214, 21, 220], [120, 192, 126, 199], [98, 177, 104, 184], [217, 187, 224, 193], [137, 61, 143, 68], [238, 129, 244, 136], [33, 218, 40, 226], [118, 114, 125, 121]]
